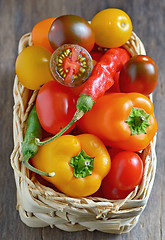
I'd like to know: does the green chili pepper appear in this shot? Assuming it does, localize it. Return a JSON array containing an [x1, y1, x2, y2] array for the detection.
[[22, 104, 55, 177]]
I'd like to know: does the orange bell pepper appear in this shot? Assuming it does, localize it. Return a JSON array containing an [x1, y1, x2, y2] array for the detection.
[[32, 134, 111, 197], [78, 93, 157, 151]]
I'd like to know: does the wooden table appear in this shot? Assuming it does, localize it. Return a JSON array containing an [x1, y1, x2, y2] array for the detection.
[[0, 0, 164, 239]]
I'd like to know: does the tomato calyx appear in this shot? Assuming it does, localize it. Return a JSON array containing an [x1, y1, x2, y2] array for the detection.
[[126, 107, 150, 135], [50, 44, 93, 87], [70, 150, 95, 178]]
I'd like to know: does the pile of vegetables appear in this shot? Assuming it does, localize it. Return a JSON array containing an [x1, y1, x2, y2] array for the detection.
[[15, 8, 158, 199]]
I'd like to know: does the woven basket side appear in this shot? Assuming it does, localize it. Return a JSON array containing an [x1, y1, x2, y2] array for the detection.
[[10, 32, 157, 234]]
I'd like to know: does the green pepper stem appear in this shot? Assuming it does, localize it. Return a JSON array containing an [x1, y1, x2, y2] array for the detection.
[[126, 107, 150, 135], [23, 155, 55, 177], [35, 110, 84, 146], [70, 150, 95, 178]]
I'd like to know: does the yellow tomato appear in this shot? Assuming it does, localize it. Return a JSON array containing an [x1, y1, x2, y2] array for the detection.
[[15, 46, 54, 90], [91, 8, 132, 48]]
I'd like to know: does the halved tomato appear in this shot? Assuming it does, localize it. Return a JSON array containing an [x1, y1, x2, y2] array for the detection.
[[50, 44, 93, 87]]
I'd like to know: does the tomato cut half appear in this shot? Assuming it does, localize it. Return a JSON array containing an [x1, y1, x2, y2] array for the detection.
[[50, 44, 93, 87]]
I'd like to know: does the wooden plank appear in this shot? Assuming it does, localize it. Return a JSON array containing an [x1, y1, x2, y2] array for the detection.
[[0, 0, 164, 239]]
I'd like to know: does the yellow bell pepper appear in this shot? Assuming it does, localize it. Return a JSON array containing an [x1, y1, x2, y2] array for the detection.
[[32, 134, 111, 197]]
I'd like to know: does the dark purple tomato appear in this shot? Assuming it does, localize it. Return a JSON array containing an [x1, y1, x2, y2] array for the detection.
[[48, 15, 95, 52], [50, 44, 93, 87], [119, 55, 158, 95]]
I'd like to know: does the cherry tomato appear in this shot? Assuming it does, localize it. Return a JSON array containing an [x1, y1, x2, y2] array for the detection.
[[32, 18, 56, 52], [91, 8, 132, 48], [50, 44, 93, 87], [102, 179, 132, 200], [102, 148, 133, 200], [15, 46, 54, 90], [36, 81, 77, 135], [108, 148, 122, 159], [48, 15, 95, 52], [91, 187, 105, 198], [105, 151, 143, 191], [119, 55, 158, 95], [90, 50, 105, 62]]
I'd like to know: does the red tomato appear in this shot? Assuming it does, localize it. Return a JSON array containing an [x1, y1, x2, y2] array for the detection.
[[32, 18, 55, 52], [102, 148, 133, 200], [48, 15, 95, 52], [105, 151, 144, 191], [108, 148, 122, 159], [119, 55, 158, 95], [91, 187, 105, 198], [36, 81, 77, 135], [90, 50, 105, 61], [102, 178, 132, 200]]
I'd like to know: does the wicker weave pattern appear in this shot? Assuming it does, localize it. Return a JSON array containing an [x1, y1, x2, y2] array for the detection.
[[10, 32, 157, 234]]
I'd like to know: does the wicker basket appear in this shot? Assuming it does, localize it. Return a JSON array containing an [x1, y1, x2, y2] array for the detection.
[[10, 32, 157, 234]]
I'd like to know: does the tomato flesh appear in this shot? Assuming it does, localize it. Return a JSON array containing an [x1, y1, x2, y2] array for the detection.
[[50, 44, 93, 87]]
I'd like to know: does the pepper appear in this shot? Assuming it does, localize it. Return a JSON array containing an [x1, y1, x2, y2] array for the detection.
[[32, 134, 111, 197], [22, 105, 55, 177], [80, 48, 130, 101], [78, 93, 157, 151], [36, 47, 130, 146]]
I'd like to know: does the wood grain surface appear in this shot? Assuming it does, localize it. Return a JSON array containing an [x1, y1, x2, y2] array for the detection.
[[0, 0, 164, 239]]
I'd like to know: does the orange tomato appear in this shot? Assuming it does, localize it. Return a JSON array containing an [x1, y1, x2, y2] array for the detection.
[[32, 18, 55, 52]]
